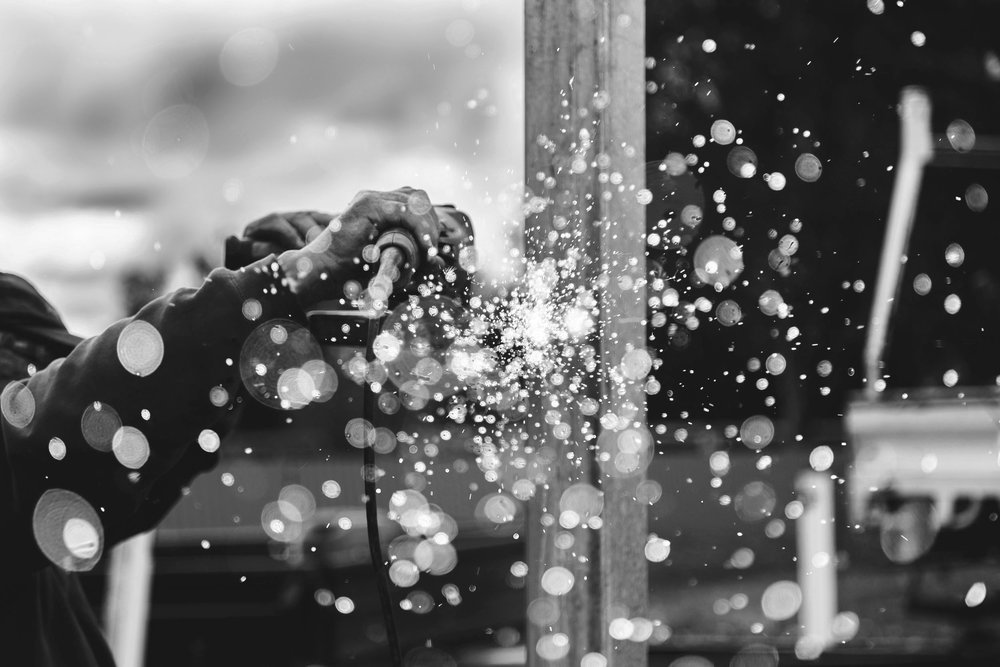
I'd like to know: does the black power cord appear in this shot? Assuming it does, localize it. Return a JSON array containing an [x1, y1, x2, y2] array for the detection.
[[363, 316, 403, 667]]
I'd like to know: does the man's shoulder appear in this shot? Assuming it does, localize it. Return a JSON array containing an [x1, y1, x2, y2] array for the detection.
[[0, 272, 81, 356]]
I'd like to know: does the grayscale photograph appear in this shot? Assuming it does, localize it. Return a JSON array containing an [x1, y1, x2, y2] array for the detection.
[[1, 1, 997, 666]]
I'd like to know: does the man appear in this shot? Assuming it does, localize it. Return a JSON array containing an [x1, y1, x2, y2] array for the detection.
[[0, 188, 440, 666]]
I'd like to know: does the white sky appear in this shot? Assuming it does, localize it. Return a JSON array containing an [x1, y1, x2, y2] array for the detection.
[[0, 0, 524, 335]]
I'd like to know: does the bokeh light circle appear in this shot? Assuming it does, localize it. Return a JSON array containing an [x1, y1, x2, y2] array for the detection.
[[535, 633, 570, 661], [1, 381, 34, 428], [913, 273, 932, 296], [765, 353, 786, 376], [414, 539, 458, 575], [945, 243, 965, 268], [620, 349, 653, 381], [597, 426, 655, 478], [809, 445, 834, 472], [117, 320, 164, 377], [645, 536, 671, 562], [761, 580, 802, 621], [740, 415, 775, 450], [81, 402, 122, 452], [710, 120, 736, 145], [692, 236, 744, 289], [389, 559, 421, 588], [49, 437, 67, 461], [381, 296, 474, 400], [540, 566, 575, 596], [727, 146, 758, 178], [220, 28, 279, 87], [527, 597, 560, 626], [33, 488, 104, 571], [345, 418, 375, 449], [832, 611, 860, 641], [716, 299, 742, 326], [142, 104, 210, 179], [240, 320, 327, 409], [794, 153, 822, 182], [111, 426, 150, 469], [198, 429, 221, 453], [734, 481, 777, 522], [946, 119, 976, 153], [966, 183, 988, 212]]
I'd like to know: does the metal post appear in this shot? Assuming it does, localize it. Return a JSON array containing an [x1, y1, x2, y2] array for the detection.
[[104, 531, 155, 667], [796, 472, 837, 655], [525, 1, 648, 665], [863, 87, 933, 396]]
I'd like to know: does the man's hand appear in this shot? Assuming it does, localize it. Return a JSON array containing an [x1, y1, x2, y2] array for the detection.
[[275, 188, 441, 309], [240, 211, 330, 257]]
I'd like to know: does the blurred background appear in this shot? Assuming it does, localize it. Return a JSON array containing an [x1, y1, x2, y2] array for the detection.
[[642, 1, 1000, 665], [0, 0, 523, 335], [8, 0, 1000, 665]]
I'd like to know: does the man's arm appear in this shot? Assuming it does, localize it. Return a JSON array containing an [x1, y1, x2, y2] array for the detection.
[[2, 257, 298, 570], [2, 187, 442, 572]]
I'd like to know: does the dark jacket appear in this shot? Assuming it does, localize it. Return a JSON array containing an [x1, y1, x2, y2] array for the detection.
[[0, 258, 300, 666]]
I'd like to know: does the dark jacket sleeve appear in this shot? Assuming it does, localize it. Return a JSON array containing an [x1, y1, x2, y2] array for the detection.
[[1, 257, 302, 572]]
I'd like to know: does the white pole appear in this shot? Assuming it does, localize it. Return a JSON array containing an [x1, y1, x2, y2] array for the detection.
[[104, 531, 156, 667], [796, 471, 837, 656], [863, 86, 933, 396]]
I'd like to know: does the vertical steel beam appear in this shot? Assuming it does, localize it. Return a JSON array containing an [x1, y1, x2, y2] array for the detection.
[[104, 531, 155, 667], [525, 2, 647, 664], [796, 472, 837, 655]]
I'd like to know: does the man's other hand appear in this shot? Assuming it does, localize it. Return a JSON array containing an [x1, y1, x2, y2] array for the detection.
[[231, 211, 331, 266]]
